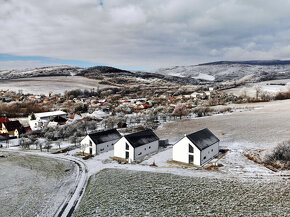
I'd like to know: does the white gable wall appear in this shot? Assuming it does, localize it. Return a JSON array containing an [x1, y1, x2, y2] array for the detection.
[[114, 137, 135, 162], [200, 142, 219, 165], [173, 137, 201, 165], [81, 135, 96, 155], [80, 136, 119, 155], [134, 140, 159, 161]]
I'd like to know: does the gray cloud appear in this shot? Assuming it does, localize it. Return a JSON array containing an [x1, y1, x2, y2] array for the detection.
[[1, 0, 290, 68]]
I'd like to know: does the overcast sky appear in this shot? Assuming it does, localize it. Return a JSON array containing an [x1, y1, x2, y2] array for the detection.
[[1, 0, 290, 70]]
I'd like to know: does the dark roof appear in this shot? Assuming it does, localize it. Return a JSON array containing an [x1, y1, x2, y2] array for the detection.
[[89, 129, 122, 145], [186, 128, 219, 151], [3, 121, 22, 131], [52, 116, 67, 123], [125, 129, 159, 148]]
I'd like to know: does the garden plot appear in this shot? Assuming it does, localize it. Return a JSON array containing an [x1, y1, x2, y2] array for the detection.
[[74, 169, 289, 217], [0, 152, 77, 217]]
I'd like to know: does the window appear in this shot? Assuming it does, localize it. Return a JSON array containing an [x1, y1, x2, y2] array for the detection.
[[149, 146, 151, 149], [189, 144, 194, 153], [125, 143, 129, 150], [89, 141, 92, 147], [189, 155, 194, 164], [204, 156, 206, 160]]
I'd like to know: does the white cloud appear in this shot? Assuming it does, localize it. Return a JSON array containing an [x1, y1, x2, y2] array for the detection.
[[1, 0, 290, 68]]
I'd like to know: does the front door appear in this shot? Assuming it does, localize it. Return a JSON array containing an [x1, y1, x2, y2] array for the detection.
[[189, 155, 194, 164], [125, 151, 129, 159]]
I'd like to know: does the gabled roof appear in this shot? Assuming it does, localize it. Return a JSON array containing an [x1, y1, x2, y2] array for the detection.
[[186, 128, 219, 151], [125, 129, 159, 148], [3, 120, 22, 131], [89, 129, 122, 145]]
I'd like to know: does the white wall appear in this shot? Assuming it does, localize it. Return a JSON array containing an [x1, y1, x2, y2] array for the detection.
[[81, 135, 96, 155], [173, 137, 201, 165], [114, 137, 135, 162], [200, 142, 219, 165], [81, 135, 119, 155], [134, 140, 159, 161]]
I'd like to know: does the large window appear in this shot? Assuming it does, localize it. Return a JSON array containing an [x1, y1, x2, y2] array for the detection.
[[89, 140, 92, 147], [125, 143, 129, 150], [189, 144, 194, 153]]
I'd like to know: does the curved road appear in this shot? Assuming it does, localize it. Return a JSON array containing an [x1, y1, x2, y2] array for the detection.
[[1, 149, 88, 217]]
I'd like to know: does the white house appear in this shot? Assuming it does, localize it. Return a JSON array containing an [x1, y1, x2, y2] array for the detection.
[[80, 129, 122, 156], [29, 111, 67, 130], [173, 128, 219, 166], [114, 129, 159, 162]]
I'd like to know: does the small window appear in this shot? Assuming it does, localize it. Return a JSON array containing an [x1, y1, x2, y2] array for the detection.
[[149, 146, 151, 149], [138, 152, 142, 155], [89, 141, 92, 146], [204, 156, 206, 160], [125, 143, 129, 150], [189, 144, 194, 153]]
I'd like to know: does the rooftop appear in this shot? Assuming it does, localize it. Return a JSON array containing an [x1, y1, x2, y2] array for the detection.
[[89, 129, 122, 145], [125, 129, 159, 148], [186, 128, 219, 151]]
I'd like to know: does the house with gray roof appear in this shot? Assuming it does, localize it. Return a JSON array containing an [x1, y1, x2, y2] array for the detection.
[[80, 129, 122, 156], [172, 128, 219, 166], [114, 129, 159, 162]]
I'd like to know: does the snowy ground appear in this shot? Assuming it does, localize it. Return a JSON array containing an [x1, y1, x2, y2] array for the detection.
[[74, 169, 289, 217], [0, 76, 114, 95], [0, 152, 77, 217], [224, 79, 290, 97]]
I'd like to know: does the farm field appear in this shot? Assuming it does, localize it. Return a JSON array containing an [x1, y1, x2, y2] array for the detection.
[[74, 169, 289, 217], [0, 76, 114, 95], [0, 152, 77, 217]]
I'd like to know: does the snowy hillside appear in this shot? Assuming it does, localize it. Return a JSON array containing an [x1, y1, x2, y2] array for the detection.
[[0, 66, 81, 80], [155, 60, 290, 82]]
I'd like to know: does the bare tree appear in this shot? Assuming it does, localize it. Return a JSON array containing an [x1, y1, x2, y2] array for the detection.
[[172, 103, 188, 119]]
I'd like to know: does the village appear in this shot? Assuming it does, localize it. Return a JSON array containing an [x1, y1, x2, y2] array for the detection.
[[1, 83, 289, 216]]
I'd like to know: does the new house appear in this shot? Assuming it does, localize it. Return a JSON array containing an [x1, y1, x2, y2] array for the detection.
[[80, 129, 122, 155], [114, 129, 159, 162], [173, 128, 219, 166]]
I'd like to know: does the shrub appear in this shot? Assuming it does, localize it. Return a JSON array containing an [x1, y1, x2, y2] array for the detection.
[[264, 141, 290, 165]]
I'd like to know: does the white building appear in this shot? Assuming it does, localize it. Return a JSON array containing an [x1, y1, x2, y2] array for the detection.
[[80, 129, 122, 156], [29, 111, 67, 130], [173, 128, 219, 166], [114, 129, 159, 162]]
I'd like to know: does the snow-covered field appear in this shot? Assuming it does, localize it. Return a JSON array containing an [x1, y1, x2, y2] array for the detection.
[[74, 169, 289, 217], [224, 79, 290, 97], [0, 76, 114, 95], [0, 152, 77, 217]]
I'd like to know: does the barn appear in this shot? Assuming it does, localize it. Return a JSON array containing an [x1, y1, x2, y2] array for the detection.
[[114, 129, 159, 162], [172, 128, 219, 166], [80, 129, 122, 156]]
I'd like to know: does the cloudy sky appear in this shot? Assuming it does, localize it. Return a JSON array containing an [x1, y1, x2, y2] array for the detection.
[[1, 0, 290, 70]]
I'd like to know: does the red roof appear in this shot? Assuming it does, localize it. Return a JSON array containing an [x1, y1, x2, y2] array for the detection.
[[0, 118, 10, 123], [0, 118, 9, 130]]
